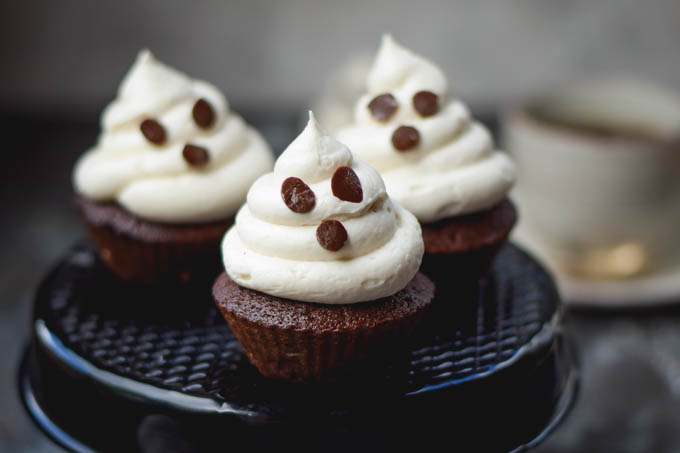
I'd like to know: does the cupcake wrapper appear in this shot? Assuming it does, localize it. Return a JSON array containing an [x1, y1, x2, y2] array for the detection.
[[81, 219, 223, 285], [422, 234, 510, 288], [75, 196, 231, 285], [220, 304, 427, 384], [420, 199, 517, 306], [419, 237, 509, 324]]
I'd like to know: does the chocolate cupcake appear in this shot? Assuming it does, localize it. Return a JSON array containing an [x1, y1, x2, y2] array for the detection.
[[72, 50, 274, 284], [337, 35, 517, 298], [213, 113, 433, 382]]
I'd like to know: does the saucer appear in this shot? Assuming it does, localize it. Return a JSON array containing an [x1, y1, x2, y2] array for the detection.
[[512, 227, 680, 308]]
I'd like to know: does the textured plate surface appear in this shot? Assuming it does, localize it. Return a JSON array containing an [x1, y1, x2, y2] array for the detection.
[[34, 243, 560, 421]]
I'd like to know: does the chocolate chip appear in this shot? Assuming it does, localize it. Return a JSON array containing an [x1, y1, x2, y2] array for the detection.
[[368, 93, 398, 122], [331, 166, 363, 203], [413, 91, 439, 117], [140, 119, 166, 145], [391, 126, 420, 151], [192, 99, 215, 129], [316, 220, 347, 252], [281, 177, 316, 213], [182, 144, 210, 168]]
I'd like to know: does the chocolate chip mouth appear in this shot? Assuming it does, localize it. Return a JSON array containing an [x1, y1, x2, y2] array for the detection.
[[182, 144, 210, 168], [316, 220, 348, 251], [391, 125, 420, 151]]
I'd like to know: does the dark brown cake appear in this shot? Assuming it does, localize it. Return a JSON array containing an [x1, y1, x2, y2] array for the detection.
[[213, 272, 435, 383], [75, 195, 232, 284], [420, 199, 517, 298]]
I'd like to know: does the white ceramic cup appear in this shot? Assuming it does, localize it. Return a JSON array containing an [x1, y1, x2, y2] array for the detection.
[[503, 79, 680, 279]]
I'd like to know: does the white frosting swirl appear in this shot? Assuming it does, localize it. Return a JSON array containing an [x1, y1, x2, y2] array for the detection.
[[222, 113, 424, 304], [337, 35, 516, 223], [73, 50, 274, 223]]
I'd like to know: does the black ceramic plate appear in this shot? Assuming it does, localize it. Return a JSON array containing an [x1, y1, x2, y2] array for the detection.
[[21, 242, 577, 452]]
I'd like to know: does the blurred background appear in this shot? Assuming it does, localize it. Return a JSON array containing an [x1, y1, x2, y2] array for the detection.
[[3, 0, 680, 116], [3, 0, 680, 451]]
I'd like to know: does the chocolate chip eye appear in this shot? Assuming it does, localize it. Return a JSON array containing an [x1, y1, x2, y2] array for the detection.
[[140, 119, 166, 145], [368, 93, 398, 122], [281, 177, 316, 213], [192, 99, 215, 129], [182, 144, 210, 168], [391, 125, 420, 152], [316, 220, 348, 251], [413, 91, 439, 117], [331, 166, 363, 203]]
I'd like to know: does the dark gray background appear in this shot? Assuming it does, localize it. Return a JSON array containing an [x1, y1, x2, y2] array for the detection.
[[2, 0, 680, 114]]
